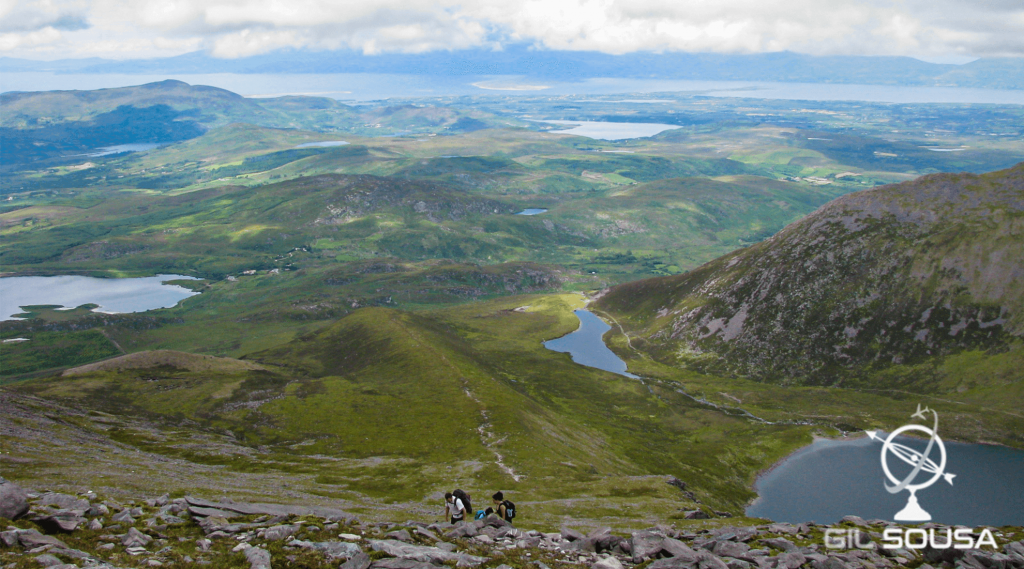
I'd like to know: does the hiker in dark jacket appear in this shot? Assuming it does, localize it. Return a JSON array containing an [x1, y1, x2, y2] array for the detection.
[[444, 492, 467, 524], [492, 491, 515, 524]]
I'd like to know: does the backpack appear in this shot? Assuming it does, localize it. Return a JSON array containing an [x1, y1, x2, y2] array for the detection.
[[501, 500, 516, 521], [474, 510, 487, 520], [453, 489, 472, 516]]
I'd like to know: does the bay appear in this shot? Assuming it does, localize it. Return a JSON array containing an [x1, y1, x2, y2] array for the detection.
[[3, 72, 1023, 105]]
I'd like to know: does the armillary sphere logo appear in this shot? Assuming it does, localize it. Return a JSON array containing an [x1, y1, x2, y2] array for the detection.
[[865, 404, 957, 522]]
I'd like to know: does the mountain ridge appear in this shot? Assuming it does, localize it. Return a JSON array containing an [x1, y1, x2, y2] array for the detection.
[[594, 163, 1024, 384], [4, 49, 1024, 89]]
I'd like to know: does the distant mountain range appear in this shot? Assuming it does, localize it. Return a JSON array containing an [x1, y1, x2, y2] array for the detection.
[[2, 47, 1024, 90]]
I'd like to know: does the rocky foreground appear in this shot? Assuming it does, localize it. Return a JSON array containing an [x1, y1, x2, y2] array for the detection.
[[2, 478, 1022, 569]]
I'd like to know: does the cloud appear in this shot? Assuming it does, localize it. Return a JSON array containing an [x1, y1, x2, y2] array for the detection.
[[0, 0, 1022, 60], [0, 0, 89, 32]]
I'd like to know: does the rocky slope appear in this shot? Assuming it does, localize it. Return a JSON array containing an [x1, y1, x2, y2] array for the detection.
[[2, 480, 1022, 569], [594, 163, 1024, 384]]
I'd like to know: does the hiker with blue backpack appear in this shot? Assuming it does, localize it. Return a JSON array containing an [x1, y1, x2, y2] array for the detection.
[[444, 490, 470, 524]]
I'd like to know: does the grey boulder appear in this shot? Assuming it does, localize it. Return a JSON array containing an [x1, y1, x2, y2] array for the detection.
[[342, 550, 372, 569], [245, 546, 272, 569], [0, 477, 29, 520]]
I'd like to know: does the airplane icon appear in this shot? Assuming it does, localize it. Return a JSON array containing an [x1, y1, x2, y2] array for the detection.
[[912, 403, 930, 420]]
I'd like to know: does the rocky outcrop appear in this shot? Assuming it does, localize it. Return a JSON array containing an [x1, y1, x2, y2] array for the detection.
[[1, 486, 1022, 569]]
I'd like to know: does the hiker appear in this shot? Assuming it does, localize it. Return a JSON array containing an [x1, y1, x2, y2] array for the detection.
[[444, 491, 468, 524], [491, 491, 515, 524]]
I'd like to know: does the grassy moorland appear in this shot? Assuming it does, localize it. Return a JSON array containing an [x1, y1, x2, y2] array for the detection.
[[2, 82, 1023, 523]]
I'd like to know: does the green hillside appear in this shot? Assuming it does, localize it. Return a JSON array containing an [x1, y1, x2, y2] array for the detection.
[[594, 163, 1024, 394], [12, 294, 817, 520]]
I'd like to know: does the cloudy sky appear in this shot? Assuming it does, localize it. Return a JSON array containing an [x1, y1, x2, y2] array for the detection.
[[1, 0, 1022, 61]]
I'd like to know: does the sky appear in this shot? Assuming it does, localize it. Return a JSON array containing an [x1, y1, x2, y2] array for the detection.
[[1, 0, 1022, 62]]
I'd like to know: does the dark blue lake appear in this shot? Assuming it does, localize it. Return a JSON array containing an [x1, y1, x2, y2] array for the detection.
[[747, 434, 1024, 526], [544, 309, 638, 378]]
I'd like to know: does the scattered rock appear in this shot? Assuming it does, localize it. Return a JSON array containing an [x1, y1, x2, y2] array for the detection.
[[386, 529, 413, 542], [764, 537, 800, 554], [111, 510, 135, 524], [0, 478, 30, 520], [370, 539, 487, 566], [562, 527, 586, 542], [245, 546, 272, 569], [32, 511, 86, 533], [713, 540, 751, 558], [305, 541, 363, 560], [263, 524, 300, 541], [840, 516, 868, 526], [15, 528, 69, 549], [33, 553, 64, 567], [592, 556, 625, 569], [369, 559, 438, 569], [342, 550, 372, 569], [630, 529, 668, 562], [122, 527, 152, 548], [37, 493, 90, 512], [184, 496, 357, 522]]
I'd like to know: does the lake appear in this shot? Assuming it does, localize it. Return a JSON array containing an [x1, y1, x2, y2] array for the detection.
[[294, 140, 349, 148], [515, 208, 548, 215], [4, 72, 1023, 105], [75, 143, 168, 157], [747, 434, 1024, 526], [538, 119, 681, 140], [0, 274, 200, 321], [544, 310, 638, 378]]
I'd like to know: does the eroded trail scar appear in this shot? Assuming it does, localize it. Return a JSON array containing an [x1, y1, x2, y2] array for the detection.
[[462, 379, 522, 482], [390, 314, 521, 481]]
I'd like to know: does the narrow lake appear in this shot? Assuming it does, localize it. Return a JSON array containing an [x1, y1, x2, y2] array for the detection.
[[747, 433, 1024, 526], [544, 310, 638, 378], [515, 208, 548, 215], [75, 143, 168, 157], [0, 274, 200, 321]]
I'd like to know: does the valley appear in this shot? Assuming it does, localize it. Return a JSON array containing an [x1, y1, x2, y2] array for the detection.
[[1, 80, 1022, 534]]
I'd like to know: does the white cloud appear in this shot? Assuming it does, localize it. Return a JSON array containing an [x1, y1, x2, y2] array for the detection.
[[0, 0, 1022, 59], [0, 0, 89, 32]]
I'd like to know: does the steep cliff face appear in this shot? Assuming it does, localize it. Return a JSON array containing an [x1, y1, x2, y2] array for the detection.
[[595, 163, 1024, 384]]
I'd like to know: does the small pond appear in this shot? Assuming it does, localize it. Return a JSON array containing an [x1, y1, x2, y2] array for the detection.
[[544, 310, 638, 378], [747, 433, 1024, 526], [515, 208, 548, 216], [0, 274, 200, 321]]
